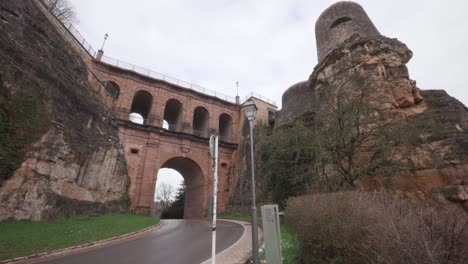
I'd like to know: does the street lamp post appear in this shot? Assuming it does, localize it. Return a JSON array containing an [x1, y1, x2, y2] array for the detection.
[[101, 33, 109, 50], [242, 99, 259, 264]]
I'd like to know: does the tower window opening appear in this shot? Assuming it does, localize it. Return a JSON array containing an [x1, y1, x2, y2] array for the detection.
[[330, 17, 352, 29]]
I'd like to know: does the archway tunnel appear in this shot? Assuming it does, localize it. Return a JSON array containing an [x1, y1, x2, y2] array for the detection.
[[157, 157, 207, 219]]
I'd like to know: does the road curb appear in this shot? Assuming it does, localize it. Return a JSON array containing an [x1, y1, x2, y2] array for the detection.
[[201, 219, 264, 264], [215, 220, 247, 256], [1, 221, 164, 264]]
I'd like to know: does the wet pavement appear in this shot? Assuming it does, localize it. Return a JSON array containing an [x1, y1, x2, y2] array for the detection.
[[38, 219, 244, 264]]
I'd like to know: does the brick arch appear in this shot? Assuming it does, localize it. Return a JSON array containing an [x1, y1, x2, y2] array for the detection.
[[163, 98, 183, 130], [158, 156, 208, 219], [192, 106, 210, 137], [103, 80, 120, 99], [129, 90, 153, 124], [219, 113, 233, 142]]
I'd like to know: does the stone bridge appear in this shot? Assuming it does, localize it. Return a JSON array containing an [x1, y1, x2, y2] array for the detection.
[[91, 58, 244, 219], [35, 0, 277, 218]]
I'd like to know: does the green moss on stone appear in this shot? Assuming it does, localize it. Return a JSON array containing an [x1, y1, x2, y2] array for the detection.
[[0, 88, 49, 183]]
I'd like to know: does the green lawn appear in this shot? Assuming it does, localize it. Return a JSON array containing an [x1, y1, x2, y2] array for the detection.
[[0, 214, 159, 261]]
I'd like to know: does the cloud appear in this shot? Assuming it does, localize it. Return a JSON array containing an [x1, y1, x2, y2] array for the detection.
[[69, 0, 468, 107]]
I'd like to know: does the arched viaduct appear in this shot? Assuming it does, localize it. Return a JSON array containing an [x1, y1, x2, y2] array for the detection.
[[32, 0, 278, 219], [92, 59, 242, 219]]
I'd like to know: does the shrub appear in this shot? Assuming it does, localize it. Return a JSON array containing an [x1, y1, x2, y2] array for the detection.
[[286, 192, 467, 264]]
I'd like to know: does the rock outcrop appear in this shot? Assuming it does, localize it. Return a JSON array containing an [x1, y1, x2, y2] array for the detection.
[[0, 0, 129, 220], [277, 1, 468, 209], [310, 35, 424, 109]]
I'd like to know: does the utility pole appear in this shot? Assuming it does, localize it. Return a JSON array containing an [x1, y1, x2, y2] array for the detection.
[[209, 135, 219, 264]]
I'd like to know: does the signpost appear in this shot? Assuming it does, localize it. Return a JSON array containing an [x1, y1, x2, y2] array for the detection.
[[209, 135, 219, 264]]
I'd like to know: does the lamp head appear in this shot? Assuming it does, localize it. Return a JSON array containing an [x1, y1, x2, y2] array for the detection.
[[242, 99, 257, 121]]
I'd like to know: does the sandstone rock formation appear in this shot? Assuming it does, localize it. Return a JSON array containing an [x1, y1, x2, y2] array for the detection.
[[277, 1, 468, 209], [310, 35, 424, 109], [0, 0, 129, 220]]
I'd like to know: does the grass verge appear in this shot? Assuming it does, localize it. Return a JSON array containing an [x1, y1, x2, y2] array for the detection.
[[219, 213, 299, 263], [218, 213, 252, 222], [279, 223, 299, 264], [0, 214, 159, 261]]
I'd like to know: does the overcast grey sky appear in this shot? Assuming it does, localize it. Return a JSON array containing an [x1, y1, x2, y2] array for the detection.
[[70, 0, 468, 107], [68, 0, 468, 195]]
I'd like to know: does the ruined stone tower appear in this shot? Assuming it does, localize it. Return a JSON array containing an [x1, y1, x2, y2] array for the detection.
[[315, 1, 381, 63], [310, 0, 423, 109], [275, 1, 468, 209]]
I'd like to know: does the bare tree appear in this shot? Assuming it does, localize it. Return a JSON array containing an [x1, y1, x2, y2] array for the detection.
[[43, 0, 77, 23], [156, 182, 175, 209], [314, 75, 409, 191]]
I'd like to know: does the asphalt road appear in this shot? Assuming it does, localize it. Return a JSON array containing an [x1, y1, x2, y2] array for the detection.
[[38, 219, 244, 264]]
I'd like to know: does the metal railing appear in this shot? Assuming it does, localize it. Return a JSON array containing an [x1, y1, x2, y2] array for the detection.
[[242, 92, 277, 106], [191, 129, 209, 138], [100, 56, 238, 103], [165, 123, 180, 132], [126, 116, 233, 143], [164, 124, 211, 140], [41, 0, 276, 108], [128, 114, 147, 125], [219, 135, 231, 143], [45, 2, 97, 58]]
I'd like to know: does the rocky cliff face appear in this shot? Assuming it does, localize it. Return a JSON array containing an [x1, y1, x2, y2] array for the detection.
[[0, 0, 129, 220], [311, 35, 423, 106], [278, 32, 468, 208]]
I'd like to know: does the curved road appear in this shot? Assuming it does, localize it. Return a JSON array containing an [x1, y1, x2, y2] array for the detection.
[[38, 220, 244, 264]]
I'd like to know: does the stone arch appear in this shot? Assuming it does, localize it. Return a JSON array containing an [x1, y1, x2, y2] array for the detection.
[[158, 157, 207, 219], [192, 106, 209, 137], [163, 98, 183, 131], [103, 80, 120, 99], [129, 90, 153, 124], [219, 113, 232, 142]]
